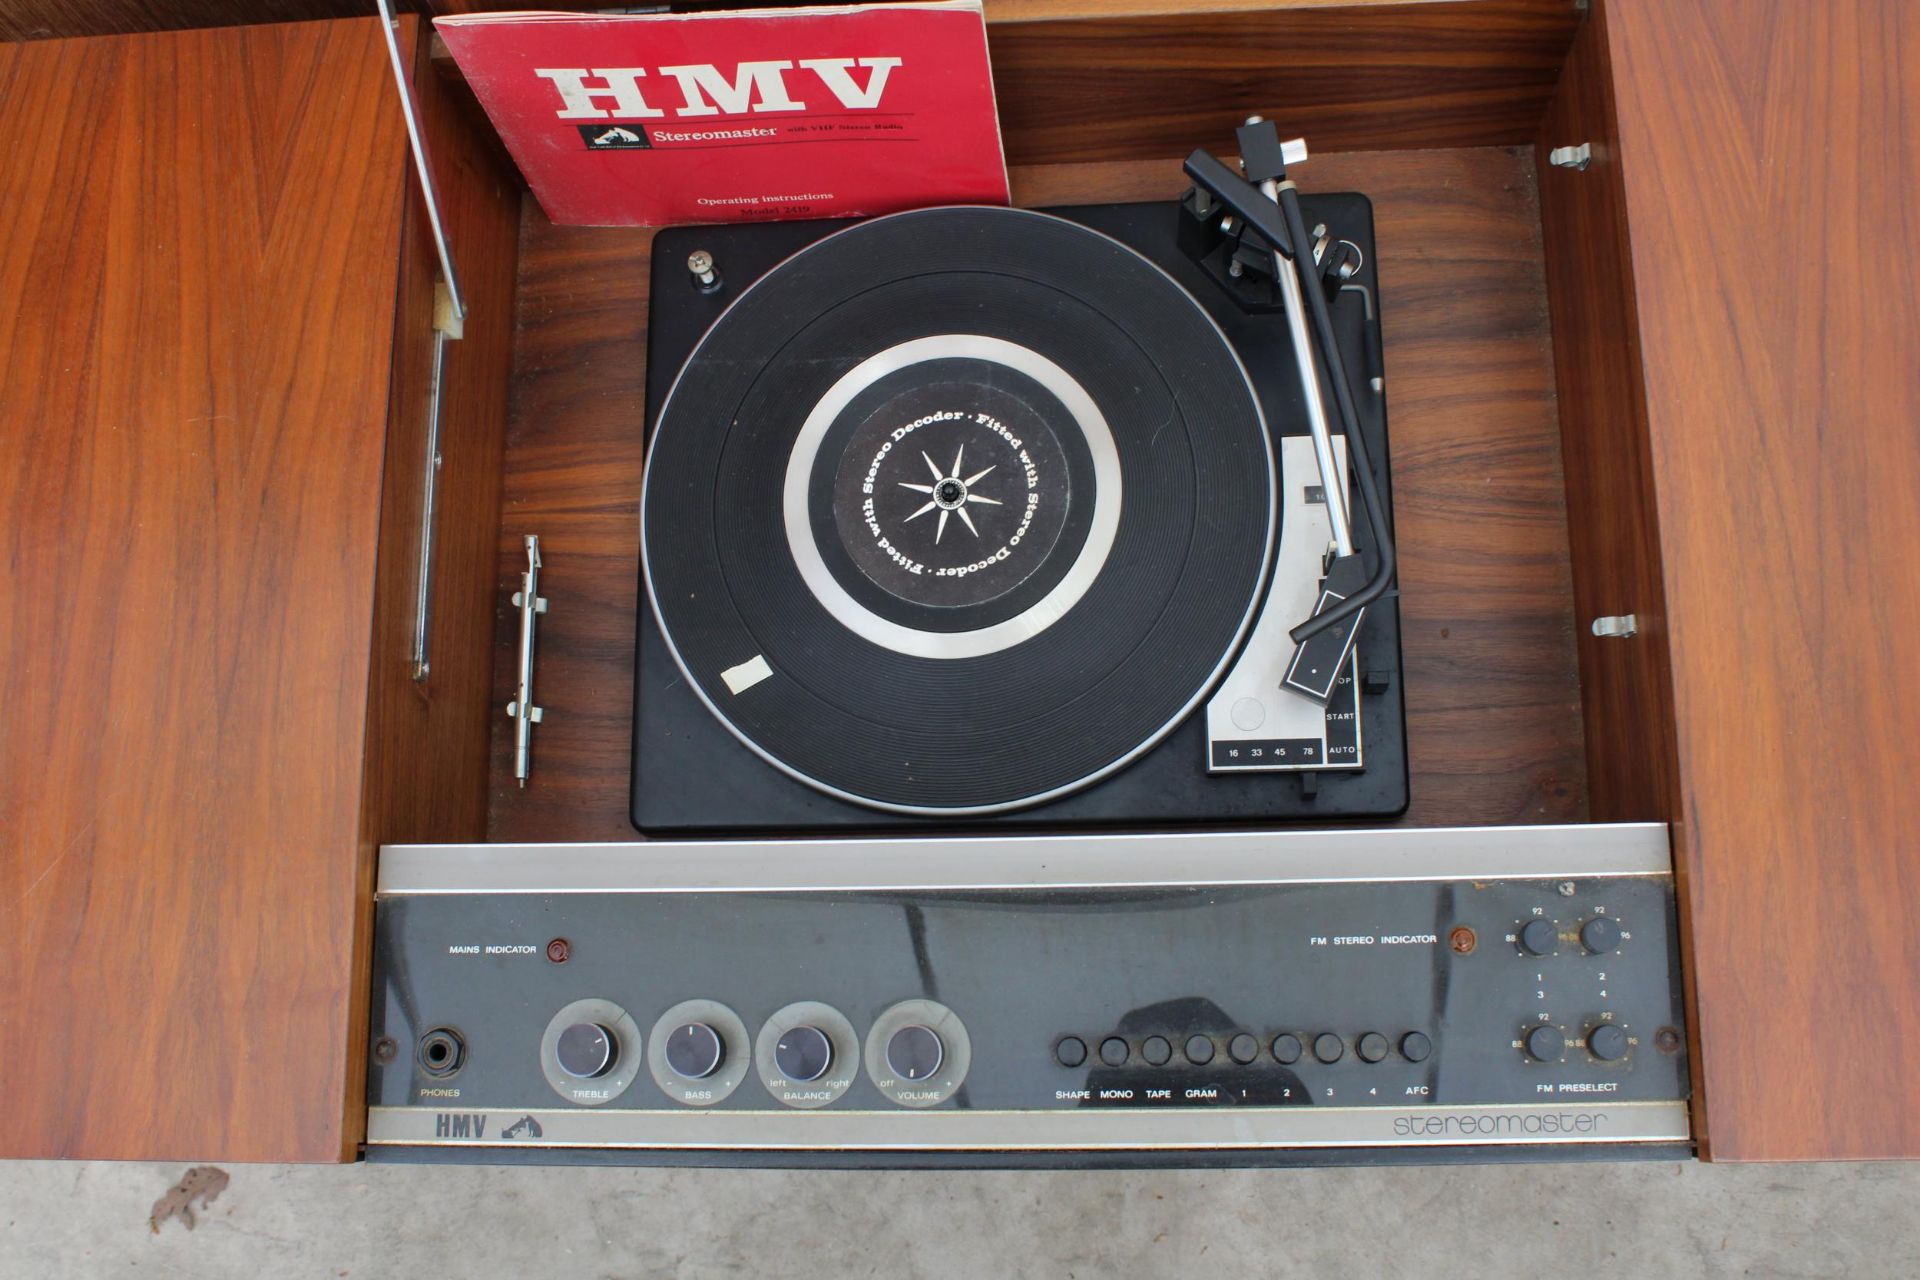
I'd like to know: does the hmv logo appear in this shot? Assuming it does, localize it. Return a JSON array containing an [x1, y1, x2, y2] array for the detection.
[[434, 1113, 488, 1139], [534, 58, 902, 120]]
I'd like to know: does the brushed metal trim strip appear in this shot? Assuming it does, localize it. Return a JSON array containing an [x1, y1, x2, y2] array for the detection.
[[366, 1100, 1690, 1150], [377, 823, 1670, 896]]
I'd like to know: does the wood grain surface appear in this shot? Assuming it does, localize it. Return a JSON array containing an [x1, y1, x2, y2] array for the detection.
[[362, 46, 522, 853], [0, 0, 395, 41], [487, 146, 1585, 839], [988, 1, 1579, 163], [0, 19, 412, 1161], [419, 0, 1579, 170], [1535, 6, 1678, 828], [1603, 0, 1920, 1162], [353, 16, 524, 1150]]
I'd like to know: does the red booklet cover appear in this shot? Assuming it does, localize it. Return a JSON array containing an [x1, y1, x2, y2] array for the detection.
[[435, 2, 1009, 227]]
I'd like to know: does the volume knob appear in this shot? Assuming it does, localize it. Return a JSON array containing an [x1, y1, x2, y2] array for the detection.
[[885, 1024, 945, 1081], [1518, 918, 1559, 956]]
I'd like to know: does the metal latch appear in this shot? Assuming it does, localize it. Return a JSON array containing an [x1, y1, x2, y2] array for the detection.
[[507, 536, 548, 787]]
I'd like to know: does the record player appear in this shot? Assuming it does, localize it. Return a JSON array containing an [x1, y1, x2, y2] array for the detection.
[[633, 122, 1407, 832]]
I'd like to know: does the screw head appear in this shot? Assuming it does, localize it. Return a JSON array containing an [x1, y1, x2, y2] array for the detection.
[[687, 250, 714, 275], [372, 1037, 398, 1065], [1557, 881, 1578, 897]]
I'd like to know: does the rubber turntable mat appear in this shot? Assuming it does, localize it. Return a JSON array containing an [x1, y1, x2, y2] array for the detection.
[[643, 208, 1273, 813]]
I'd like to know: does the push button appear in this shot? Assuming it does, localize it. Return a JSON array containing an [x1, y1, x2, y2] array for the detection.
[[1272, 1034, 1303, 1065], [1099, 1036, 1129, 1067], [1142, 1035, 1173, 1066], [1313, 1033, 1345, 1064], [1356, 1032, 1389, 1063], [1055, 1036, 1088, 1068], [1184, 1035, 1215, 1066], [1228, 1033, 1260, 1065], [1400, 1031, 1433, 1063]]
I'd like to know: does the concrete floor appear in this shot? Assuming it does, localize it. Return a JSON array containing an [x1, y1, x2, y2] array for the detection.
[[2, 1158, 1914, 1277]]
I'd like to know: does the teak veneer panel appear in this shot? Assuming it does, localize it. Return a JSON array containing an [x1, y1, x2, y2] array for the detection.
[[1534, 7, 1677, 829], [487, 146, 1585, 840], [986, 0, 1580, 163], [362, 32, 523, 856], [0, 15, 519, 1163], [0, 19, 409, 1162], [1600, 0, 1920, 1162]]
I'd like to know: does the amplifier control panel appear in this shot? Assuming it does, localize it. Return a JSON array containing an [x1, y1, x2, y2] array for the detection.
[[366, 826, 1689, 1162]]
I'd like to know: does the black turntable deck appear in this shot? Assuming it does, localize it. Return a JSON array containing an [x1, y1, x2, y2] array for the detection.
[[634, 195, 1405, 832]]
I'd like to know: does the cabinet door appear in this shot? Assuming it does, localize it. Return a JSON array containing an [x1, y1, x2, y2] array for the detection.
[[0, 18, 410, 1161], [1604, 0, 1920, 1161]]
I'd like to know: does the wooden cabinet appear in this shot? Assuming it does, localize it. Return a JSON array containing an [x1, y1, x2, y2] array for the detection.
[[2, 0, 1915, 1163], [0, 15, 517, 1161]]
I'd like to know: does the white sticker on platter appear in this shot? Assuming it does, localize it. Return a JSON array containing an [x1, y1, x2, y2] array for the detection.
[[720, 654, 773, 695]]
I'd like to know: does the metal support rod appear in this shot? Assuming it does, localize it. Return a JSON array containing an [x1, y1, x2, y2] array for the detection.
[[1263, 178, 1354, 558], [507, 536, 548, 787], [375, 0, 466, 324], [409, 328, 449, 680]]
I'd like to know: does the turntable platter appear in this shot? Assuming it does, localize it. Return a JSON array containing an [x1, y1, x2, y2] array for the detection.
[[642, 207, 1275, 814]]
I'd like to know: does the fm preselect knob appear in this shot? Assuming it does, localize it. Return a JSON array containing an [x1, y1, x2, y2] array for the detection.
[[1581, 916, 1623, 954], [1587, 1022, 1630, 1062], [1523, 1024, 1566, 1062], [1518, 918, 1559, 956]]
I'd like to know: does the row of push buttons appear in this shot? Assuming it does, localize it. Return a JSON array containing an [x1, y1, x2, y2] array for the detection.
[[1056, 1031, 1432, 1069]]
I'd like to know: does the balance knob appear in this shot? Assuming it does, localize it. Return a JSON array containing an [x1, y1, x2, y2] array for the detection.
[[774, 1025, 833, 1083], [1580, 916, 1623, 954], [886, 1024, 945, 1081], [1518, 918, 1559, 956], [555, 1022, 618, 1079], [1523, 1024, 1566, 1062], [1588, 1023, 1629, 1062], [664, 1022, 724, 1079]]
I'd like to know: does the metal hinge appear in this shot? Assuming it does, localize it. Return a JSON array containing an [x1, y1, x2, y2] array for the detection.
[[1591, 614, 1638, 639], [1549, 143, 1594, 171]]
